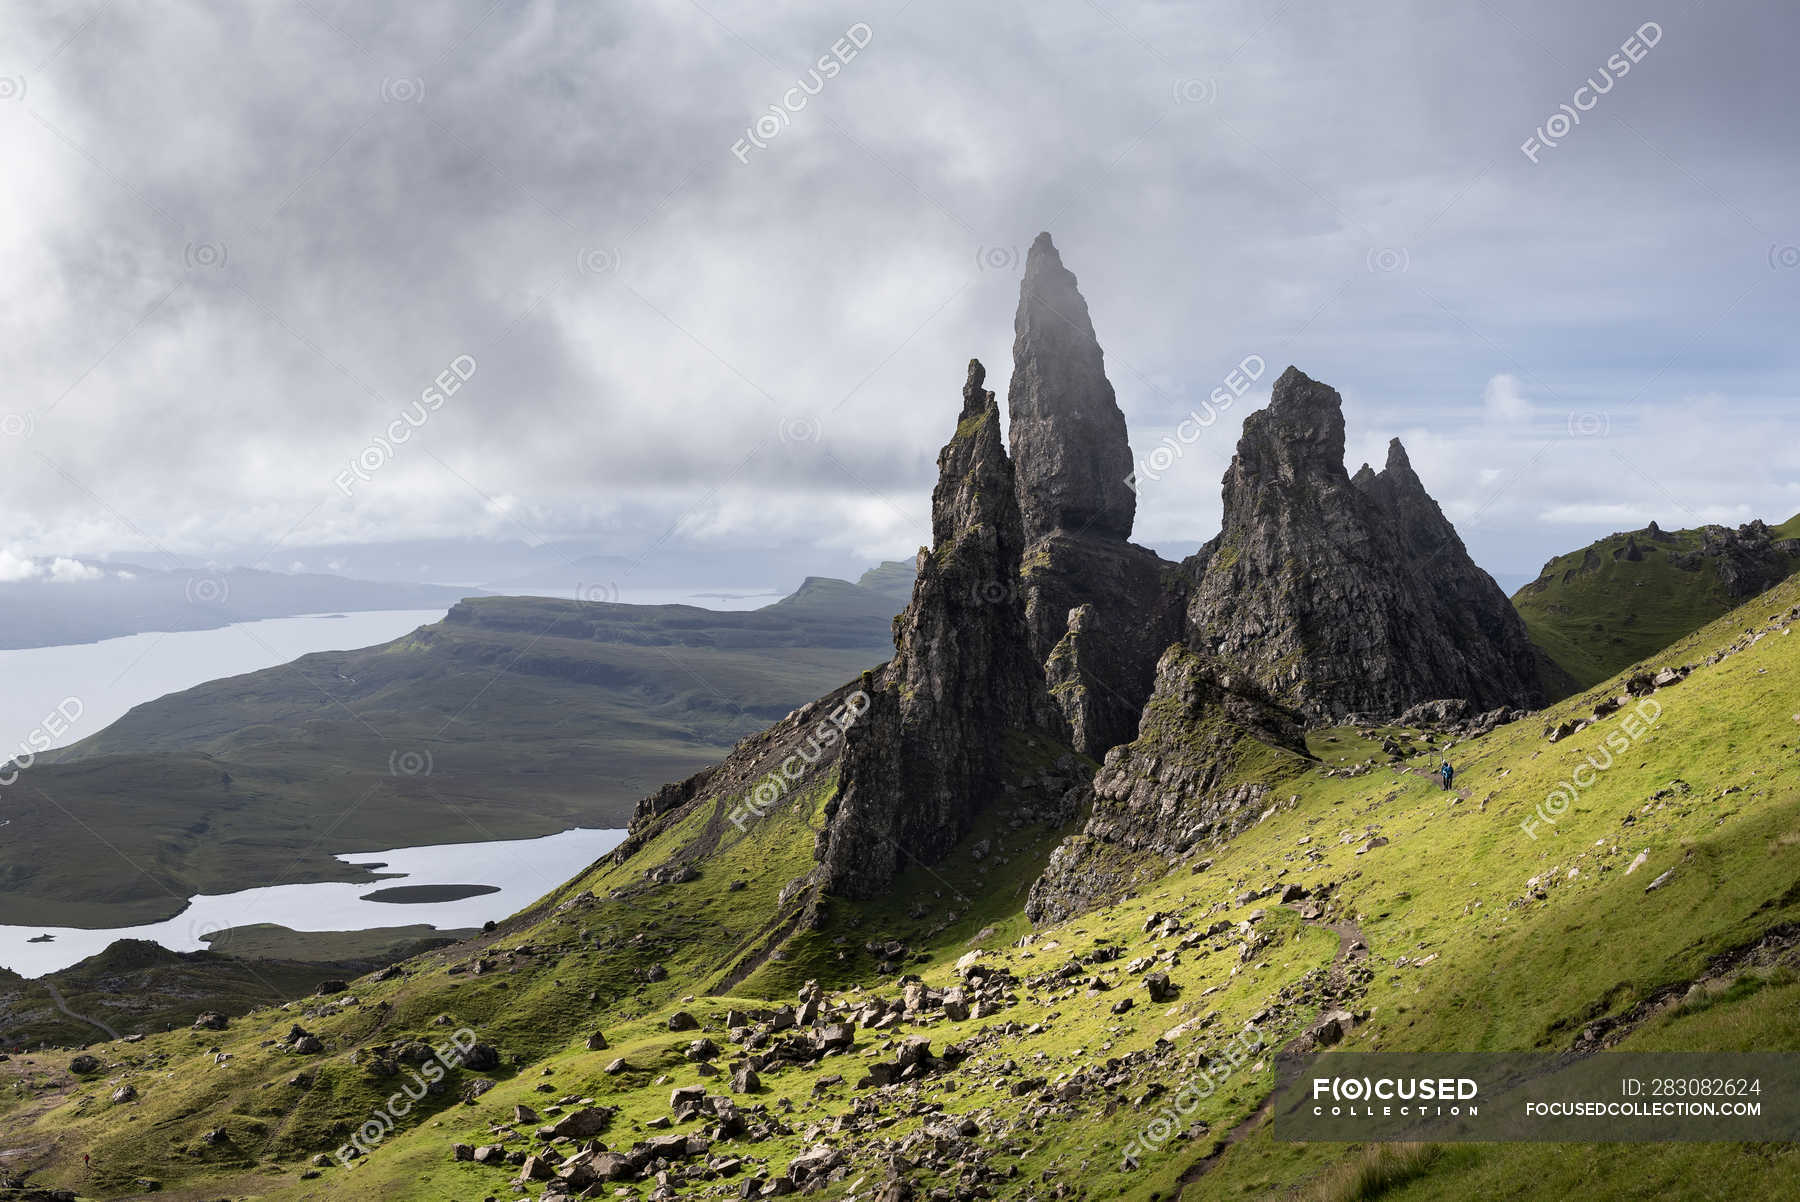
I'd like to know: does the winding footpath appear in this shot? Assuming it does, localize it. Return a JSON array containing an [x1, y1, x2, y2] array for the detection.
[[41, 980, 121, 1042]]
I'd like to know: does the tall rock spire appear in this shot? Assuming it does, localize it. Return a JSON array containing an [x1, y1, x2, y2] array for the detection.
[[814, 360, 1060, 899], [1003, 234, 1184, 758], [1008, 232, 1137, 545]]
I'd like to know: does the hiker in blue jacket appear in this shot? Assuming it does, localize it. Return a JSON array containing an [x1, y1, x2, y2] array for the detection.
[[1439, 760, 1455, 791]]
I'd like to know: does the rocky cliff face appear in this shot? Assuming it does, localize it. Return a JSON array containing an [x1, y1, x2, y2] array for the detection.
[[1027, 643, 1312, 924], [1185, 367, 1543, 724], [1007, 234, 1184, 756], [813, 362, 1061, 899]]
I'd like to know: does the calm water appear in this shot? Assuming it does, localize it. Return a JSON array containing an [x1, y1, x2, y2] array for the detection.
[[0, 826, 626, 977], [0, 609, 447, 756]]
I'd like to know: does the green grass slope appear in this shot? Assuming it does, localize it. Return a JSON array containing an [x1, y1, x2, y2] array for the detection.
[[2, 576, 1798, 1200], [1514, 513, 1800, 693]]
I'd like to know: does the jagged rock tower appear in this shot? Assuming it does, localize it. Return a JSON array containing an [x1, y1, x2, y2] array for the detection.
[[1008, 233, 1185, 756], [814, 361, 1060, 899], [1185, 366, 1544, 724], [803, 242, 1546, 914]]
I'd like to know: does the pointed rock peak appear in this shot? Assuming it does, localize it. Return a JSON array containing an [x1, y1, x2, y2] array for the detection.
[[1385, 437, 1413, 472], [1016, 232, 1095, 344], [1373, 437, 1427, 495], [1009, 234, 1135, 544], [934, 358, 1018, 549], [961, 358, 991, 418], [1238, 366, 1346, 470], [1351, 463, 1377, 489]]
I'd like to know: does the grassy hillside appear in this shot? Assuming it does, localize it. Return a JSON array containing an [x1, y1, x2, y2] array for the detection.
[[3, 588, 899, 928], [1514, 512, 1800, 692], [2, 571, 1796, 1200]]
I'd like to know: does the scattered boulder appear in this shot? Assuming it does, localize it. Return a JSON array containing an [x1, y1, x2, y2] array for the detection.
[[461, 1043, 501, 1071], [1144, 972, 1176, 1004]]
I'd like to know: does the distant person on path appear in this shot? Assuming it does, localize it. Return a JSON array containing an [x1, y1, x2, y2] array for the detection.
[[1439, 760, 1455, 791]]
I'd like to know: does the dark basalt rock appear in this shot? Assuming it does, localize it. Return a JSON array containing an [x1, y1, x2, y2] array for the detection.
[[1028, 533, 1188, 756], [1027, 644, 1312, 924], [1185, 367, 1543, 724], [1007, 235, 1182, 755], [1008, 232, 1136, 546], [814, 361, 1061, 899]]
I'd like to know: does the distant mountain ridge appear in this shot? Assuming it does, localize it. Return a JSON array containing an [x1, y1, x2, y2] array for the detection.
[[0, 564, 479, 649]]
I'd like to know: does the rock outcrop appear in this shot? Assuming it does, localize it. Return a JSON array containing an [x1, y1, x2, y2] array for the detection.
[[1026, 535, 1186, 757], [1007, 234, 1183, 755], [616, 248, 1546, 922], [1185, 367, 1543, 724], [1676, 520, 1800, 598], [814, 362, 1061, 899], [1027, 644, 1312, 924]]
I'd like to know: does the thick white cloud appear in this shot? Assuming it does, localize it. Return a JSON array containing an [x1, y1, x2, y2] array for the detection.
[[1, 0, 1795, 584]]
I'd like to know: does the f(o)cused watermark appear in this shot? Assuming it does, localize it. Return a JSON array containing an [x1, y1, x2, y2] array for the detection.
[[186, 573, 230, 606], [380, 77, 424, 104], [389, 749, 433, 778], [970, 579, 1015, 605], [1172, 78, 1218, 105], [334, 1028, 477, 1168], [976, 246, 1019, 272], [1125, 355, 1265, 493], [731, 22, 873, 164], [578, 247, 621, 276], [1567, 410, 1611, 439], [1121, 1023, 1264, 1169], [1521, 22, 1662, 163], [335, 354, 476, 495], [779, 416, 823, 443], [1366, 247, 1409, 274], [728, 690, 870, 831], [184, 241, 227, 270], [1, 697, 84, 790], [1521, 697, 1662, 840]]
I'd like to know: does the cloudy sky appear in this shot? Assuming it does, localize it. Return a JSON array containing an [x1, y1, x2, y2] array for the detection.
[[2, 0, 1795, 591]]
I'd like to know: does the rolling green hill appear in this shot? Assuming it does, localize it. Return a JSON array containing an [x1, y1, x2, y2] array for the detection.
[[3, 582, 906, 928], [1513, 513, 1800, 692], [4, 568, 1797, 1200]]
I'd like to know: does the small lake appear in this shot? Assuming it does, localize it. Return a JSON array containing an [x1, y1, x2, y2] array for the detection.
[[0, 826, 625, 978], [0, 609, 449, 756]]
